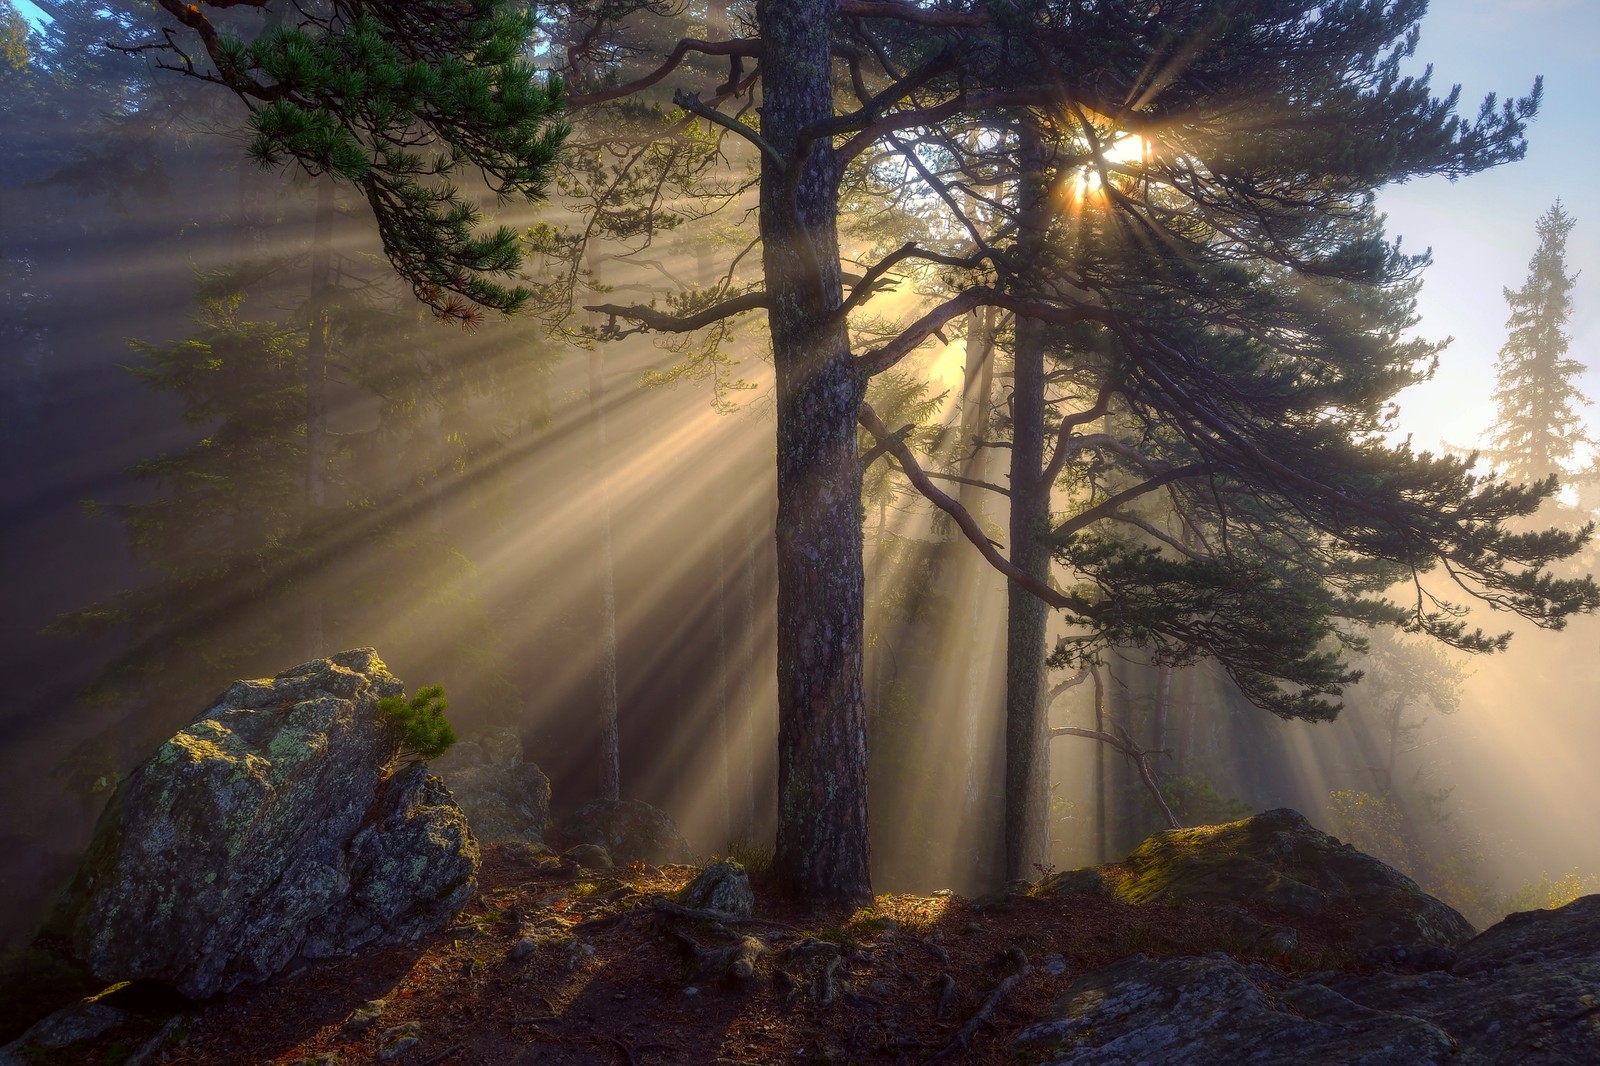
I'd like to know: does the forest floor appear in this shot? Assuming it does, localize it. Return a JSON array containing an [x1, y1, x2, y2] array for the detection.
[[13, 843, 1374, 1065]]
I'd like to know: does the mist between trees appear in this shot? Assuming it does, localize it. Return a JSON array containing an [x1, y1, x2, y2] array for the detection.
[[3, 0, 1600, 940]]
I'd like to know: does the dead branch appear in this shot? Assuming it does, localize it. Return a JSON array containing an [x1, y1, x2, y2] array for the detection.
[[1050, 726, 1182, 829]]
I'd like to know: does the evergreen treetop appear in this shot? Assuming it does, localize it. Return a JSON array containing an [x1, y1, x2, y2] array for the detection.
[[1489, 201, 1589, 486]]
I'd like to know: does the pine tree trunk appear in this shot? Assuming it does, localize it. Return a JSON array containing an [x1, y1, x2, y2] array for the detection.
[[759, 0, 871, 903], [587, 245, 621, 802], [1003, 126, 1054, 882]]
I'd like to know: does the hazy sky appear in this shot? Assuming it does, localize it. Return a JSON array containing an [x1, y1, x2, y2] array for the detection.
[[1379, 1, 1600, 455]]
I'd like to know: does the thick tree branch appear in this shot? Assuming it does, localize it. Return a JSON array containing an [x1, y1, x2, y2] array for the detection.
[[567, 37, 761, 109], [585, 290, 769, 337], [1041, 377, 1119, 485], [859, 403, 1095, 615], [840, 242, 991, 320], [673, 89, 787, 170], [858, 287, 1112, 378], [1051, 465, 1207, 540]]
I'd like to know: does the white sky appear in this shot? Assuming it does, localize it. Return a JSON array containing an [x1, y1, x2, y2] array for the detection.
[[1379, 1, 1600, 456]]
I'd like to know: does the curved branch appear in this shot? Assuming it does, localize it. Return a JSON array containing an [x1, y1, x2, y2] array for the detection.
[[567, 37, 761, 109], [859, 403, 1096, 615], [1052, 465, 1208, 540], [584, 290, 769, 337], [1050, 725, 1181, 829]]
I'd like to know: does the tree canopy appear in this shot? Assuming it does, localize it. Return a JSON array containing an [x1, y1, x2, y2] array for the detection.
[[115, 0, 569, 323], [130, 0, 1600, 901]]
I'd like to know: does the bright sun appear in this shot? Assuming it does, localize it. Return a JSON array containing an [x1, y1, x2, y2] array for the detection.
[[1070, 133, 1148, 202]]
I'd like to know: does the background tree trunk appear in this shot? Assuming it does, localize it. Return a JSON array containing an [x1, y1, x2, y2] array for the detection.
[[1003, 125, 1054, 882]]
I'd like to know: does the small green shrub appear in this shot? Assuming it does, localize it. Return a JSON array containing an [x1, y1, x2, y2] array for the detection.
[[380, 685, 456, 762]]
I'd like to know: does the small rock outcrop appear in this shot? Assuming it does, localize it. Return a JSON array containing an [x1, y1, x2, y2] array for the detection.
[[1014, 952, 1456, 1064], [50, 649, 479, 998], [1016, 893, 1600, 1064], [559, 799, 692, 866], [679, 859, 755, 918], [428, 728, 552, 844], [1112, 807, 1474, 960]]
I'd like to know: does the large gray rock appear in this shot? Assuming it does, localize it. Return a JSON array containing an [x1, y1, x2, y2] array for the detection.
[[1113, 808, 1474, 961], [679, 859, 754, 918], [1015, 894, 1600, 1065], [559, 798, 692, 865], [1014, 953, 1454, 1065], [50, 649, 479, 998], [428, 728, 551, 844]]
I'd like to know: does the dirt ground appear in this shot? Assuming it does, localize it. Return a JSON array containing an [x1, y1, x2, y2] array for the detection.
[[16, 843, 1370, 1065]]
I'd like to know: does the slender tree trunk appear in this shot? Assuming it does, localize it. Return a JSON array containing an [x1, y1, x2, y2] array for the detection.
[[715, 511, 732, 839], [302, 178, 334, 659], [1173, 667, 1195, 778], [1092, 665, 1107, 863], [737, 469, 760, 840], [958, 308, 999, 836], [1003, 125, 1055, 882], [759, 0, 871, 903], [1151, 662, 1173, 772], [587, 245, 621, 801]]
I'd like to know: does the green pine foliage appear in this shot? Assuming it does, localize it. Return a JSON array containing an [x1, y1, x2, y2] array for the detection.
[[131, 0, 569, 324], [381, 685, 457, 762]]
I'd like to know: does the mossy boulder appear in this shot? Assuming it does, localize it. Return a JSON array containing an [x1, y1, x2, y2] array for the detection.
[[679, 859, 754, 918], [49, 649, 478, 998], [1114, 808, 1474, 960]]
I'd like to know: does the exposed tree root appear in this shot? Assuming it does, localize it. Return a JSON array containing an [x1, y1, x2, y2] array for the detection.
[[923, 948, 1031, 1064], [933, 971, 957, 1019]]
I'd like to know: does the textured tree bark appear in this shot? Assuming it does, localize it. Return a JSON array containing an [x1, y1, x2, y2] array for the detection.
[[759, 0, 872, 903], [1002, 126, 1054, 881]]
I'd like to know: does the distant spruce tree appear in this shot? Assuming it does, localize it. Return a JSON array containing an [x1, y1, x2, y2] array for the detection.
[[1489, 202, 1590, 486]]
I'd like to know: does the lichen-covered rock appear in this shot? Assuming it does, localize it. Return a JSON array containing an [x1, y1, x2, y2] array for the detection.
[[679, 859, 754, 918], [1315, 893, 1600, 1065], [1013, 892, 1600, 1064], [559, 799, 692, 865], [1452, 892, 1600, 976], [0, 1001, 132, 1066], [50, 649, 479, 998], [429, 728, 551, 844], [1114, 808, 1474, 959], [1013, 953, 1455, 1065]]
